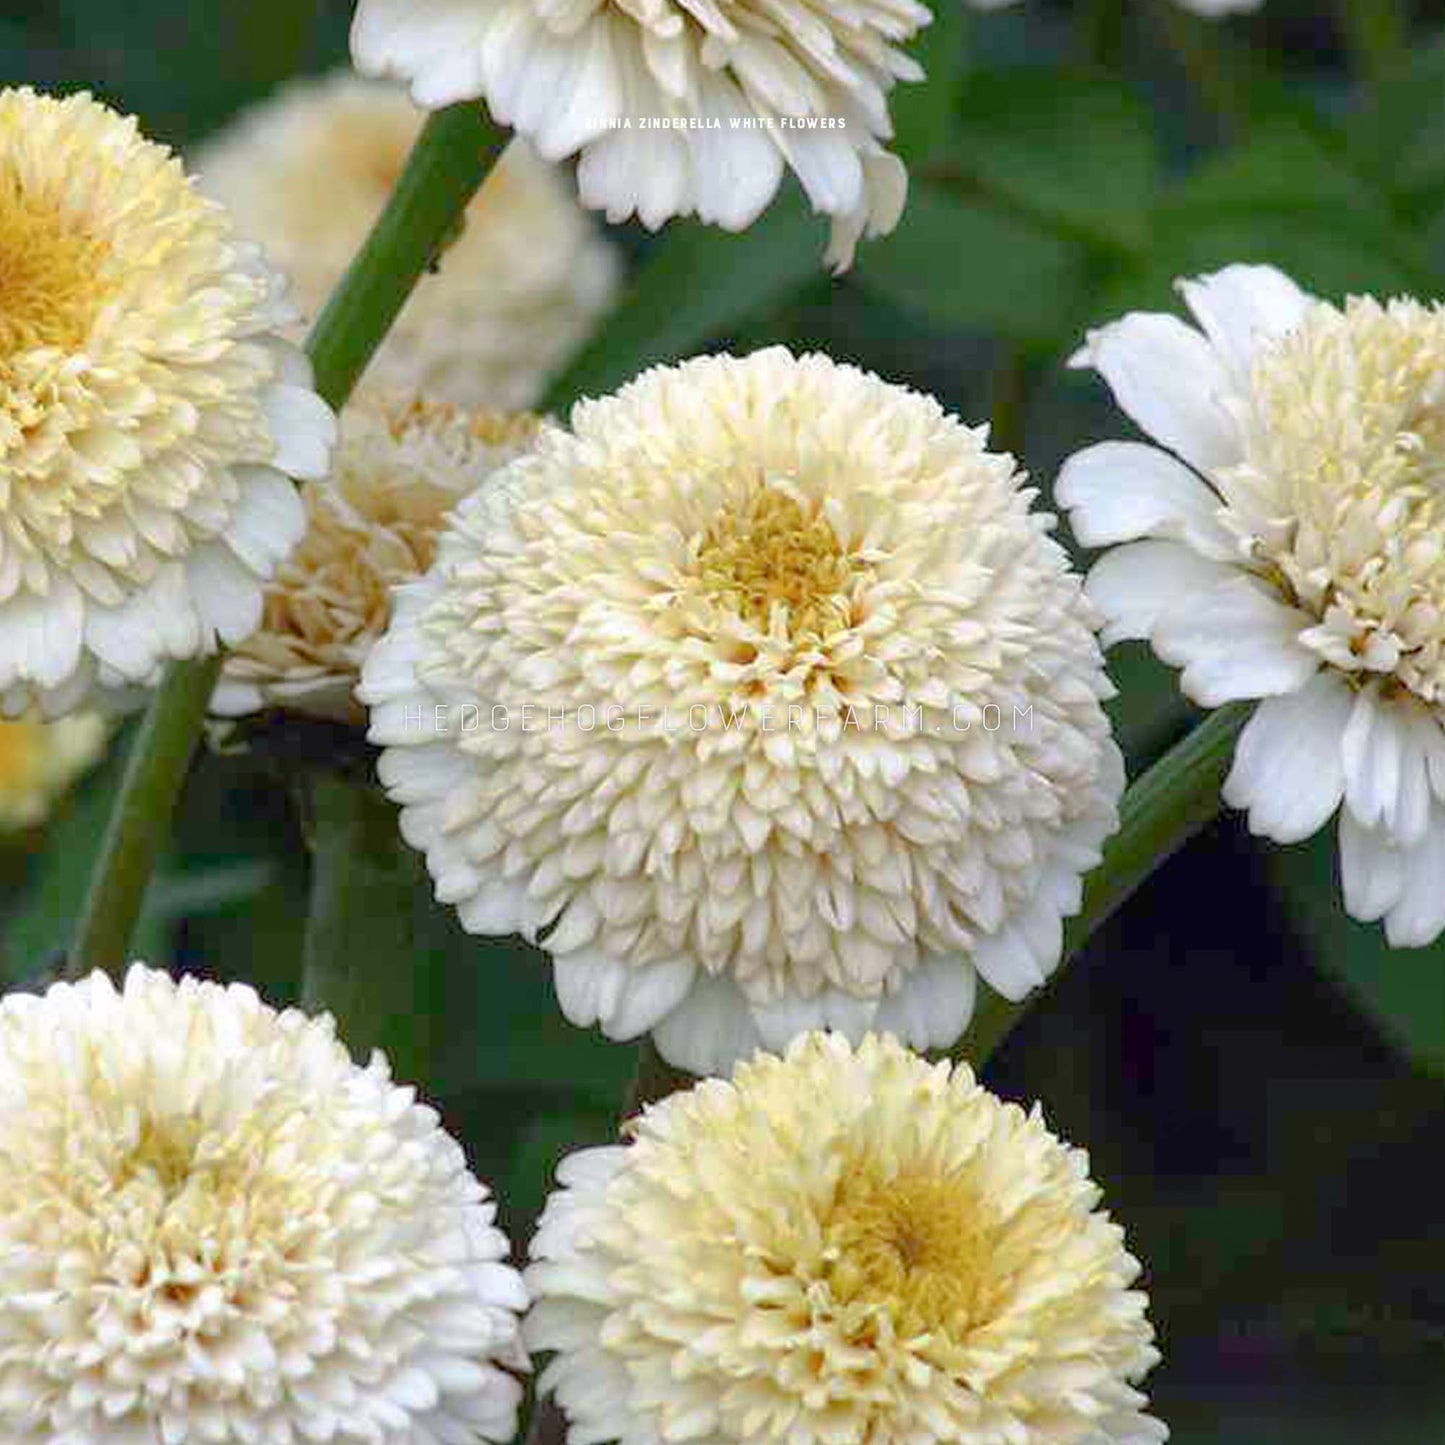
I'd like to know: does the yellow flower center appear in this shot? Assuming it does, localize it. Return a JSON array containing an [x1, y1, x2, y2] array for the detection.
[[696, 486, 855, 638], [0, 170, 110, 360], [826, 1165, 1000, 1340]]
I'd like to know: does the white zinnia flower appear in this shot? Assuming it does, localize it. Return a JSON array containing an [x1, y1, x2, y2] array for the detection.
[[0, 710, 107, 830], [527, 1031, 1168, 1445], [361, 348, 1121, 1075], [0, 87, 336, 716], [214, 393, 543, 724], [349, 0, 932, 270], [195, 74, 619, 412], [0, 964, 529, 1445], [1060, 262, 1445, 947]]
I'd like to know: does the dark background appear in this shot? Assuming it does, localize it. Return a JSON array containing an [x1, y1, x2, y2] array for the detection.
[[3, 1, 1445, 1439]]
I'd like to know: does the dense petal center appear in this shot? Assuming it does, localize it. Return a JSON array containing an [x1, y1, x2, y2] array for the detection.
[[695, 484, 860, 639], [0, 169, 110, 360], [1235, 298, 1445, 701]]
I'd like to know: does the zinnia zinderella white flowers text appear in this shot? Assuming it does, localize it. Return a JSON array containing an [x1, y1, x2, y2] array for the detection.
[[0, 965, 529, 1444], [361, 348, 1121, 1075], [0, 87, 336, 716], [527, 1031, 1167, 1445], [350, 0, 933, 269]]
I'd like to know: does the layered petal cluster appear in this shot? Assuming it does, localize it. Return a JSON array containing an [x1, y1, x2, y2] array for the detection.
[[527, 1032, 1167, 1445], [216, 393, 543, 724], [361, 348, 1121, 1074], [0, 88, 336, 715], [350, 0, 932, 269], [0, 965, 528, 1445], [0, 710, 107, 830], [1062, 263, 1445, 946], [196, 75, 619, 411]]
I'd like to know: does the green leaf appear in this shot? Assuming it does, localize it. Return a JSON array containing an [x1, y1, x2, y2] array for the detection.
[[1, 729, 132, 982], [942, 70, 1158, 253], [855, 182, 1090, 348], [890, 6, 968, 164], [1347, 38, 1445, 220], [1269, 830, 1445, 1078], [543, 197, 826, 410], [1101, 121, 1434, 317]]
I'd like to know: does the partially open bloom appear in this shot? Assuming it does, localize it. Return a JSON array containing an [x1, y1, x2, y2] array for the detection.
[[362, 349, 1121, 1074], [215, 393, 542, 724], [196, 74, 619, 411], [0, 964, 528, 1444], [1062, 263, 1445, 947], [0, 711, 106, 830], [0, 88, 335, 716], [528, 1032, 1167, 1445], [350, 0, 932, 270]]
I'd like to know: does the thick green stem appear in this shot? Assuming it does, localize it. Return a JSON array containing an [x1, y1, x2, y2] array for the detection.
[[68, 101, 506, 979], [300, 775, 435, 1078], [1337, 0, 1408, 85], [962, 703, 1253, 1065], [68, 657, 222, 978], [306, 103, 508, 409]]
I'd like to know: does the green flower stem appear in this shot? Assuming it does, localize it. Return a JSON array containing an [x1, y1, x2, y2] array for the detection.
[[306, 103, 508, 409], [67, 656, 223, 978], [1337, 0, 1408, 85], [69, 101, 506, 980], [300, 774, 435, 1078], [961, 702, 1253, 1066]]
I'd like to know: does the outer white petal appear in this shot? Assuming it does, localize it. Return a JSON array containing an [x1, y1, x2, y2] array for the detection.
[[1340, 687, 1434, 843], [871, 953, 976, 1052], [0, 583, 85, 694], [552, 951, 698, 1041], [1382, 808, 1445, 947], [1084, 539, 1235, 647], [1070, 311, 1243, 473], [1176, 264, 1313, 385], [1223, 672, 1353, 843], [1056, 440, 1233, 558], [1152, 573, 1319, 706], [653, 972, 766, 1076], [1338, 810, 1407, 923], [264, 379, 339, 481], [352, 0, 492, 106]]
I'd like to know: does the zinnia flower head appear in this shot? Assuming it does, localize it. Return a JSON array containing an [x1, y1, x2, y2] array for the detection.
[[215, 392, 543, 724], [0, 710, 106, 830], [0, 87, 336, 716], [196, 74, 619, 411], [1061, 263, 1445, 946], [527, 1032, 1167, 1445], [349, 0, 932, 270], [361, 348, 1121, 1075], [0, 964, 528, 1444]]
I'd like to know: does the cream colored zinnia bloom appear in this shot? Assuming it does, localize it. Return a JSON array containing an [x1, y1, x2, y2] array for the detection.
[[527, 1032, 1168, 1445], [0, 711, 106, 830], [0, 88, 336, 717], [0, 964, 528, 1445], [350, 0, 931, 270], [360, 349, 1121, 1075], [1061, 263, 1445, 947], [196, 74, 619, 411], [214, 393, 543, 724]]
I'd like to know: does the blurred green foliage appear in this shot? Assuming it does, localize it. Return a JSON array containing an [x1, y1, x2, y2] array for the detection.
[[3, 0, 1445, 1438]]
